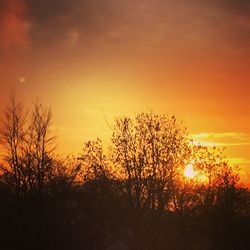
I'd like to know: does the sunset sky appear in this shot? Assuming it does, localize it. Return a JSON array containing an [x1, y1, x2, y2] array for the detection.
[[0, 0, 249, 184]]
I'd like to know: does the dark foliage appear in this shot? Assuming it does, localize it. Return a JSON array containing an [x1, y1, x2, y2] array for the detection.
[[0, 99, 249, 250]]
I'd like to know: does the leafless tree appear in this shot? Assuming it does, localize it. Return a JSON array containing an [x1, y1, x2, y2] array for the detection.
[[110, 112, 192, 215], [0, 96, 29, 195], [193, 146, 240, 215], [170, 145, 241, 217], [0, 97, 56, 196], [79, 139, 109, 182]]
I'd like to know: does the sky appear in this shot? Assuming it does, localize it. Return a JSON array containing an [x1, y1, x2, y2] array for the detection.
[[0, 0, 249, 185]]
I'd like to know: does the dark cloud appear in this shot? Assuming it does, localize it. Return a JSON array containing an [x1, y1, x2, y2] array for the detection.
[[1, 0, 250, 59], [0, 0, 29, 52], [24, 0, 132, 47], [22, 0, 250, 51], [218, 0, 250, 15], [214, 0, 250, 50]]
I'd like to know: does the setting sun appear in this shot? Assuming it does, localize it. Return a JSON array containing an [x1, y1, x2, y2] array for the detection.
[[184, 164, 197, 179]]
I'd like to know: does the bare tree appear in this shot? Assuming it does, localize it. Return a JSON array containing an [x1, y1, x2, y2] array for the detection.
[[0, 97, 56, 196], [110, 112, 192, 215], [171, 145, 241, 217], [26, 102, 55, 195], [0, 95, 27, 196], [79, 139, 109, 182]]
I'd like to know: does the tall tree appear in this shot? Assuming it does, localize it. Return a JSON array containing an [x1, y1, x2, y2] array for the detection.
[[0, 97, 56, 196], [110, 112, 192, 215], [0, 95, 26, 196]]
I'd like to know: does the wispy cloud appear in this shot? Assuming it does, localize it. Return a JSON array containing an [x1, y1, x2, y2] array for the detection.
[[192, 141, 250, 147], [191, 132, 250, 147], [191, 132, 247, 140]]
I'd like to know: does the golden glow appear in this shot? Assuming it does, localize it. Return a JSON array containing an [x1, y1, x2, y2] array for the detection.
[[183, 164, 209, 184], [196, 173, 209, 183], [0, 0, 249, 187], [184, 164, 197, 179]]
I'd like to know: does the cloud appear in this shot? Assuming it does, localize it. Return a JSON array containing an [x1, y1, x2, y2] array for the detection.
[[192, 141, 250, 147], [0, 0, 248, 58], [24, 0, 132, 48], [0, 0, 249, 51], [17, 76, 26, 83], [0, 0, 30, 52], [217, 0, 250, 15], [191, 132, 250, 147], [218, 1, 250, 48], [191, 132, 247, 140]]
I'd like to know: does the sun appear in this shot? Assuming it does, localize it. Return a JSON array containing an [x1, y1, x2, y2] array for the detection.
[[184, 164, 197, 179]]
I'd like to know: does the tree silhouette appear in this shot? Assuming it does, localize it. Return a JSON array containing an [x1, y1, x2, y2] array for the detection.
[[0, 96, 56, 197], [79, 139, 109, 182], [0, 101, 249, 250], [110, 112, 192, 217], [191, 146, 240, 216]]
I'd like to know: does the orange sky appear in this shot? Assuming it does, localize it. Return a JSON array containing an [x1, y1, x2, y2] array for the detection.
[[0, 0, 249, 185]]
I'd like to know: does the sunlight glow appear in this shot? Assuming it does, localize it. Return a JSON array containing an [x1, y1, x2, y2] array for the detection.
[[184, 164, 197, 179]]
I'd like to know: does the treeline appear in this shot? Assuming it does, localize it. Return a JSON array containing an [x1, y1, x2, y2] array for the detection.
[[0, 97, 249, 250]]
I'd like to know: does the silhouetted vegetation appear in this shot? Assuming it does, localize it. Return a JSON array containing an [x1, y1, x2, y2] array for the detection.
[[0, 97, 249, 250]]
